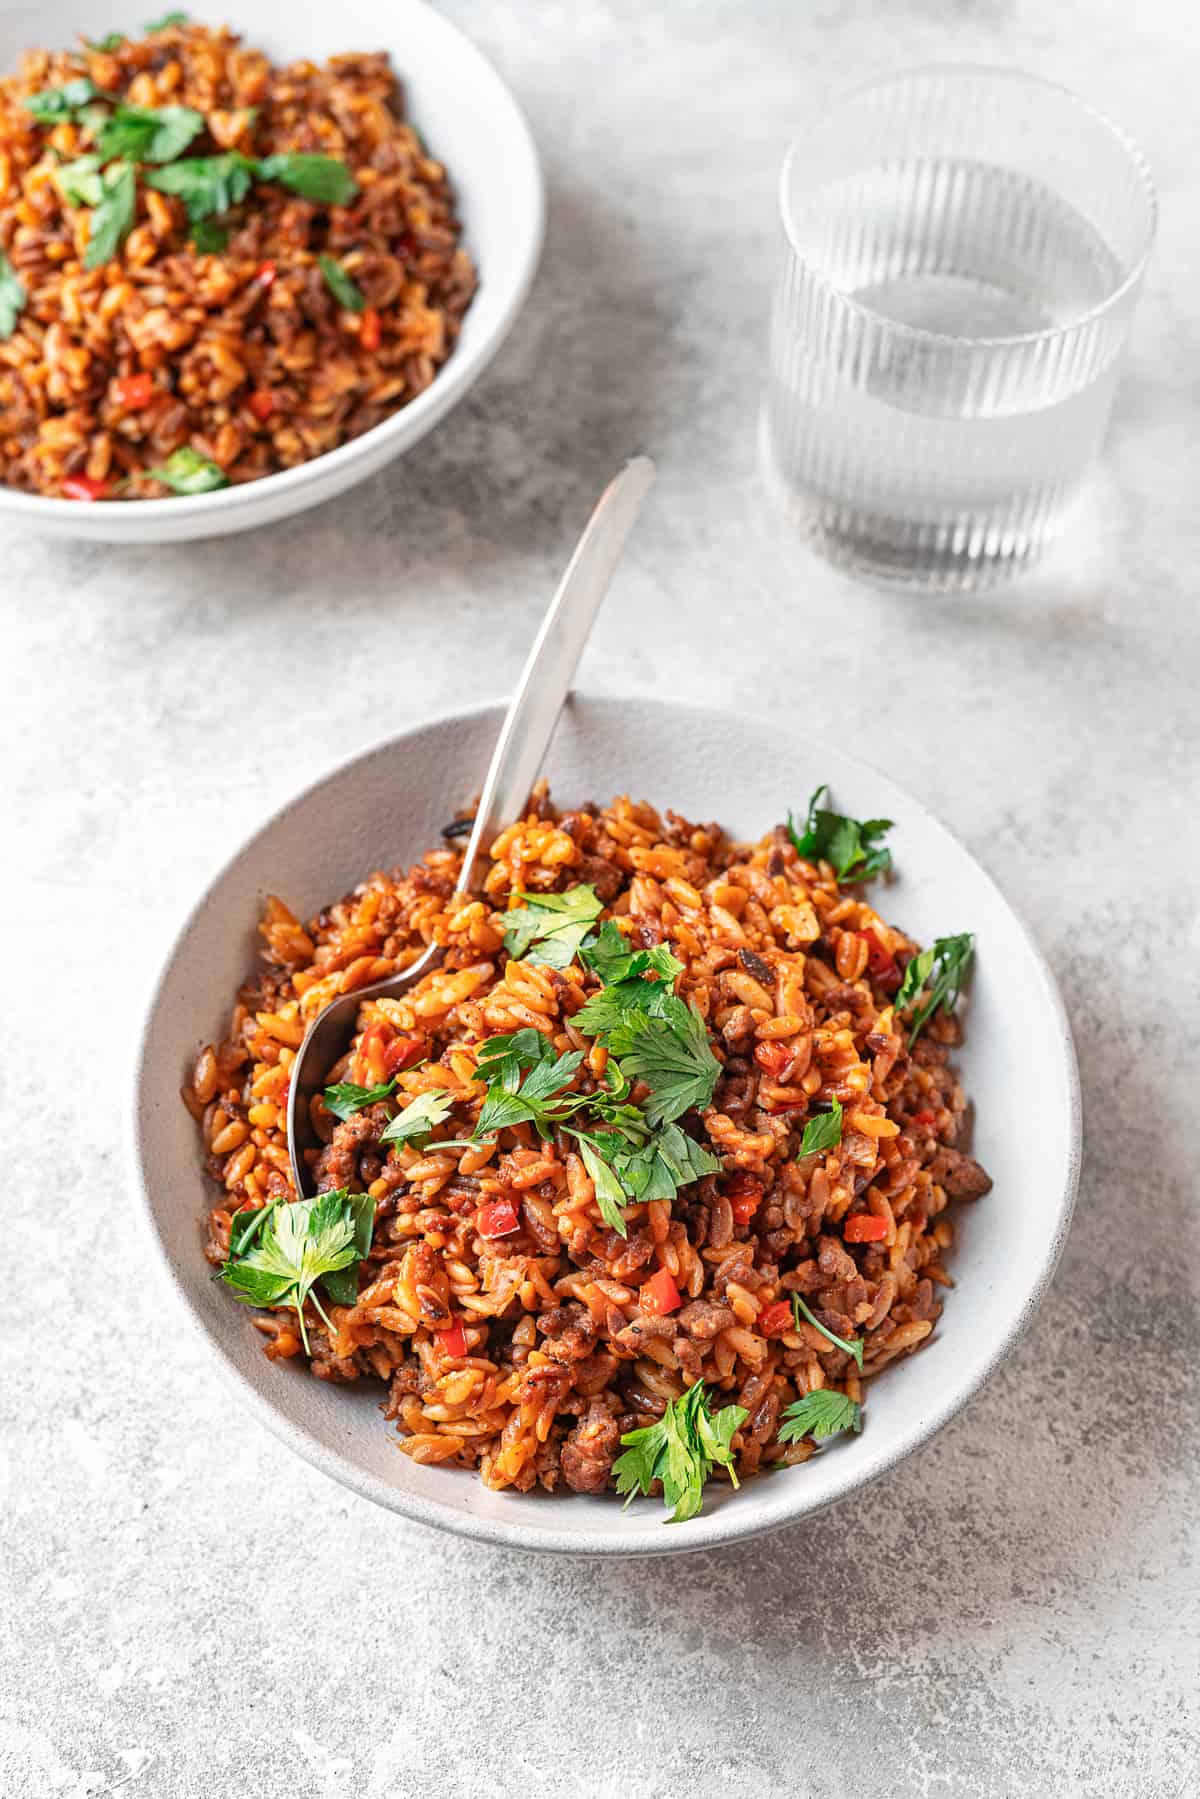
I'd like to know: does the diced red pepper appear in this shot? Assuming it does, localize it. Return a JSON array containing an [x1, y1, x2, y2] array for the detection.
[[640, 1267, 683, 1316], [844, 1213, 889, 1243], [754, 1041, 792, 1079], [114, 372, 155, 411], [478, 1198, 520, 1239], [256, 260, 277, 287], [396, 232, 416, 259], [61, 474, 110, 501], [726, 1174, 765, 1227], [758, 1299, 794, 1337], [384, 1032, 427, 1076], [438, 1318, 468, 1358], [247, 387, 275, 421], [861, 928, 895, 979], [913, 1108, 937, 1127], [360, 307, 382, 352]]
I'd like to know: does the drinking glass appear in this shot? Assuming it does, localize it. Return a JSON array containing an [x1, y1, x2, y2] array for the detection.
[[761, 67, 1156, 590]]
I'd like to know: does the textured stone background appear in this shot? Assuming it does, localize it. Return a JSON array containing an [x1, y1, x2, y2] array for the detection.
[[2, 1, 1197, 1794]]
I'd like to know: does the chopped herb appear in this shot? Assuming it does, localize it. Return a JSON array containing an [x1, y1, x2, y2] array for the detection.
[[316, 252, 365, 312], [258, 153, 358, 206], [502, 883, 604, 970], [86, 32, 127, 51], [83, 161, 136, 268], [613, 1381, 747, 1523], [575, 921, 683, 1035], [575, 1136, 631, 1237], [219, 1187, 374, 1353], [602, 994, 720, 1128], [895, 932, 974, 1045], [571, 1118, 719, 1237], [797, 1096, 843, 1158], [144, 10, 188, 29], [98, 102, 204, 164], [791, 1292, 865, 1371], [53, 153, 105, 208], [895, 931, 974, 1042], [22, 77, 99, 124], [777, 1388, 862, 1444], [323, 1077, 396, 1121], [379, 1088, 454, 1148], [144, 444, 227, 493], [787, 785, 894, 884], [474, 1044, 585, 1139], [190, 217, 229, 253], [144, 152, 254, 220], [0, 252, 26, 340]]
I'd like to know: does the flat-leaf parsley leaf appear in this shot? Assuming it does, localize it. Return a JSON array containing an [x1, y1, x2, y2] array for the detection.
[[83, 161, 136, 268], [0, 252, 26, 340], [797, 1096, 842, 1158], [501, 883, 604, 970], [788, 785, 893, 884], [317, 253, 366, 312], [379, 1089, 454, 1148], [21, 78, 99, 124], [98, 102, 204, 164], [144, 152, 255, 221], [220, 1188, 374, 1352], [778, 1388, 862, 1444], [614, 1381, 748, 1523], [259, 154, 358, 205], [145, 444, 227, 493], [323, 1077, 397, 1121], [895, 932, 974, 1045]]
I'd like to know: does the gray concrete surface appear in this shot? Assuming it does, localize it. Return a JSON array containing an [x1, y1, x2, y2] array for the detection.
[[2, 1, 1197, 1794]]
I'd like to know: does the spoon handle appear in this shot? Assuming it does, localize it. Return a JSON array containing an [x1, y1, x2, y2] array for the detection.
[[458, 454, 656, 890]]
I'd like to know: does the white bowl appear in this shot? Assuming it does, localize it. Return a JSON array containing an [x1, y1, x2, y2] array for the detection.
[[132, 696, 1080, 1554], [0, 0, 543, 542]]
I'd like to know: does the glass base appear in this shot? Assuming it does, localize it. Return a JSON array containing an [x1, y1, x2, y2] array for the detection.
[[757, 411, 1067, 593]]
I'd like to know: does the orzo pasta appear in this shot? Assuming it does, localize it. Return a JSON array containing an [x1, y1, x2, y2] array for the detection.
[[187, 789, 990, 1518]]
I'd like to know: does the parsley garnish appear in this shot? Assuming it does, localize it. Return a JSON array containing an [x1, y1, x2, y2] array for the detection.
[[98, 102, 204, 164], [0, 252, 26, 340], [791, 1293, 865, 1371], [797, 1096, 842, 1158], [500, 884, 605, 970], [571, 1119, 719, 1237], [473, 1041, 585, 1138], [323, 1077, 397, 1121], [144, 10, 188, 29], [22, 77, 99, 123], [190, 218, 228, 253], [86, 32, 127, 51], [787, 785, 893, 884], [602, 994, 720, 1128], [220, 1188, 374, 1353], [83, 161, 136, 268], [144, 152, 255, 221], [574, 920, 683, 1034], [777, 1388, 862, 1444], [379, 1088, 454, 1148], [259, 154, 358, 206], [614, 1381, 747, 1522], [317, 253, 366, 312], [145, 445, 227, 493], [53, 154, 105, 208], [895, 932, 974, 1045]]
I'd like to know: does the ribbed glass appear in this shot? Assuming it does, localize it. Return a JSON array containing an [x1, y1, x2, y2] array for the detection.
[[761, 67, 1156, 590]]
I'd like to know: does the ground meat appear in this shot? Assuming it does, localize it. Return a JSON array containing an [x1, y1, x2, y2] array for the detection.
[[738, 947, 775, 986], [574, 854, 624, 903], [315, 1105, 386, 1191], [930, 1146, 993, 1199], [614, 1313, 676, 1349], [537, 1302, 598, 1363], [676, 1299, 737, 1341], [561, 1398, 621, 1494]]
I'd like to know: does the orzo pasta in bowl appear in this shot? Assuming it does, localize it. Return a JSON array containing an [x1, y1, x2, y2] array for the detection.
[[134, 698, 1080, 1553], [0, 0, 542, 540]]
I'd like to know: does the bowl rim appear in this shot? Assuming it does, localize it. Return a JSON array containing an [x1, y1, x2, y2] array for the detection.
[[0, 0, 545, 524], [130, 693, 1082, 1555]]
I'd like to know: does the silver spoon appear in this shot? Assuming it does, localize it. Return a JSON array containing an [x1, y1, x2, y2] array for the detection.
[[286, 454, 656, 1197]]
